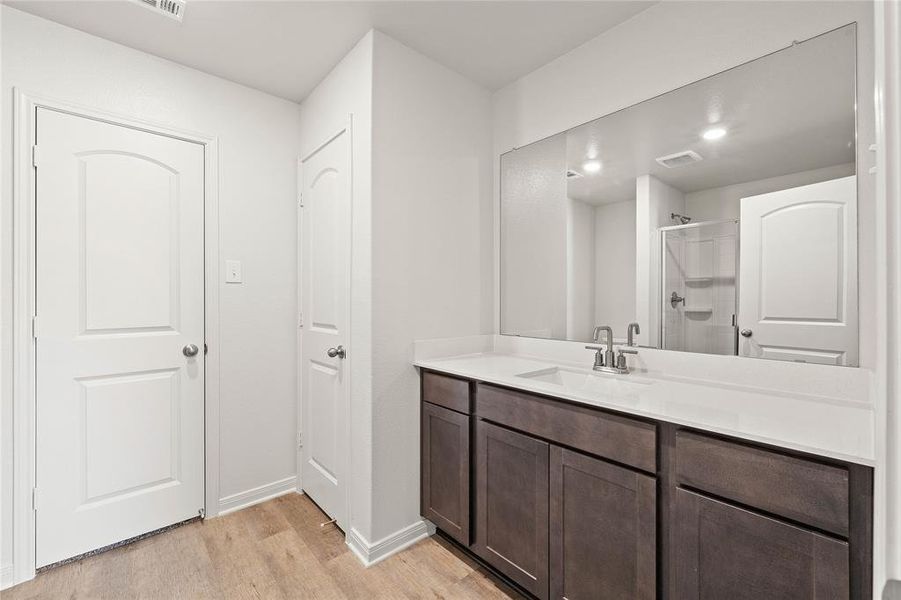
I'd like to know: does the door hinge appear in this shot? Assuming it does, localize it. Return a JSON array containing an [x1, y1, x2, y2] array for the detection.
[[298, 192, 304, 208], [298, 312, 303, 328], [32, 487, 38, 511], [297, 432, 303, 449], [204, 343, 208, 355], [31, 315, 39, 339], [32, 145, 40, 168]]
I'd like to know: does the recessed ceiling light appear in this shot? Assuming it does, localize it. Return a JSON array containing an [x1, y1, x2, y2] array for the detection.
[[582, 160, 602, 173], [702, 127, 727, 141]]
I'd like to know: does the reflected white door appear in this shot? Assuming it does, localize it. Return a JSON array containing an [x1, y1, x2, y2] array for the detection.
[[35, 108, 205, 567], [738, 176, 857, 365], [301, 126, 350, 529]]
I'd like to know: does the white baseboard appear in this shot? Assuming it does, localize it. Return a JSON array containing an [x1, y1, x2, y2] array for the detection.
[[1, 563, 15, 590], [346, 519, 436, 567], [217, 475, 298, 516]]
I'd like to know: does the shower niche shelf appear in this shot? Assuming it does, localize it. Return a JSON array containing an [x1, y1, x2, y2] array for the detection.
[[683, 306, 714, 314]]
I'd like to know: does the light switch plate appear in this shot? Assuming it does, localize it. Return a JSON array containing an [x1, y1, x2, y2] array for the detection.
[[225, 260, 242, 283]]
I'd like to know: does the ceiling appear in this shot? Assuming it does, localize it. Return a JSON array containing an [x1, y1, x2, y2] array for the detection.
[[4, 0, 655, 103], [544, 24, 856, 205]]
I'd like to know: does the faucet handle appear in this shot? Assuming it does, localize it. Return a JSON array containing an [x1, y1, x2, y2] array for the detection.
[[615, 347, 639, 371], [585, 344, 606, 367]]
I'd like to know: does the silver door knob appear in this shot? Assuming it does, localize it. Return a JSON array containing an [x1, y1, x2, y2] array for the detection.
[[327, 345, 346, 359], [740, 329, 753, 338], [183, 344, 200, 357]]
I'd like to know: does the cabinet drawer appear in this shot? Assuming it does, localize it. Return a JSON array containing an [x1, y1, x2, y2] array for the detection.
[[675, 431, 849, 536], [422, 371, 471, 414], [476, 384, 656, 473]]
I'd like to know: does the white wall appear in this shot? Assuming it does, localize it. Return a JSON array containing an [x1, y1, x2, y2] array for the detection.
[[594, 199, 636, 333], [567, 198, 596, 340], [636, 175, 685, 347], [298, 31, 375, 540], [369, 30, 492, 543], [298, 28, 491, 547], [685, 162, 856, 221], [1, 6, 301, 577], [492, 0, 876, 365]]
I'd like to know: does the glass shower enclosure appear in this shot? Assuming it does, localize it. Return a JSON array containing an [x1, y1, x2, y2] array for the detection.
[[660, 219, 739, 355]]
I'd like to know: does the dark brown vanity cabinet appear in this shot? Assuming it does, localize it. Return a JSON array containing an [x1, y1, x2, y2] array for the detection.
[[474, 420, 550, 598], [473, 384, 657, 600], [670, 430, 871, 600], [419, 371, 873, 600], [470, 402, 656, 600], [421, 401, 470, 545], [672, 488, 849, 599], [420, 372, 472, 545], [550, 446, 656, 600]]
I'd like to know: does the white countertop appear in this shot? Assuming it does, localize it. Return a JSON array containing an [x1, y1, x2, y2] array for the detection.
[[414, 352, 876, 466]]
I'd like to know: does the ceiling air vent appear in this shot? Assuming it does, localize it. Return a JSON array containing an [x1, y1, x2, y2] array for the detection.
[[133, 0, 186, 22], [566, 169, 584, 179], [655, 150, 703, 169]]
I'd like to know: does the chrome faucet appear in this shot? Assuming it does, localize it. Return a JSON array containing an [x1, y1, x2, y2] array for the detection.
[[593, 326, 615, 367], [627, 322, 640, 346], [585, 325, 620, 374], [585, 324, 640, 374]]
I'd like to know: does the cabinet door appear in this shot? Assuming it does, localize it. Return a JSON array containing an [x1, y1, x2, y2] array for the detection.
[[474, 420, 549, 599], [672, 488, 849, 599], [421, 402, 470, 545], [549, 447, 656, 600]]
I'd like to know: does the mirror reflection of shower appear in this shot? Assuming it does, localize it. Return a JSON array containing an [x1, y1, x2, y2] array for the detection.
[[671, 213, 692, 225], [661, 219, 738, 355]]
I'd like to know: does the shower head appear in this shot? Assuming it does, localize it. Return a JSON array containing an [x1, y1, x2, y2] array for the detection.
[[671, 213, 692, 225]]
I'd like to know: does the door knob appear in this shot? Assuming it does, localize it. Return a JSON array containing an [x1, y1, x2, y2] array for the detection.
[[740, 329, 753, 338], [183, 344, 200, 357], [327, 345, 346, 359]]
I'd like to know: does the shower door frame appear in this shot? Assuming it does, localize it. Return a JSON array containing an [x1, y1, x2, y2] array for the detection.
[[658, 218, 740, 354]]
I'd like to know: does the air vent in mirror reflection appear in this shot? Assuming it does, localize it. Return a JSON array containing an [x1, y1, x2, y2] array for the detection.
[[655, 150, 703, 168], [130, 0, 185, 21]]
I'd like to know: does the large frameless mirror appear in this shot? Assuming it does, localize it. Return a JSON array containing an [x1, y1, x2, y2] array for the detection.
[[500, 24, 859, 366]]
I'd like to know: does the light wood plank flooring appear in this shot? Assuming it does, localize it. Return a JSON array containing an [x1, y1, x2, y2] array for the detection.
[[3, 493, 521, 599]]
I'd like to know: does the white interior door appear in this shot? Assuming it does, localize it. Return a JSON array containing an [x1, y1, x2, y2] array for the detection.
[[301, 126, 351, 530], [35, 108, 205, 567], [738, 176, 857, 365]]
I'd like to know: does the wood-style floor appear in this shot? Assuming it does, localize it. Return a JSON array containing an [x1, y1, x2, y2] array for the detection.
[[3, 493, 521, 599]]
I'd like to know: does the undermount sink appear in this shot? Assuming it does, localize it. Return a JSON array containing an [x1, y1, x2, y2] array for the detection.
[[515, 366, 652, 395]]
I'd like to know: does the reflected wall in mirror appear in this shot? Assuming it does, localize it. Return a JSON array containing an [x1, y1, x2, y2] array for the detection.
[[499, 24, 859, 366]]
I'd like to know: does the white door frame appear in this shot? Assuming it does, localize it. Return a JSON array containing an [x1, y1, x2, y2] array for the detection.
[[10, 88, 221, 587]]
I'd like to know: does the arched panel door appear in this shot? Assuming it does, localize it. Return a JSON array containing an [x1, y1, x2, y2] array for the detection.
[[738, 176, 857, 365], [300, 126, 351, 531], [35, 108, 205, 566]]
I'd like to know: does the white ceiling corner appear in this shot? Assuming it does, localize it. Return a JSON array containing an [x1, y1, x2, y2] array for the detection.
[[4, 0, 656, 103]]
